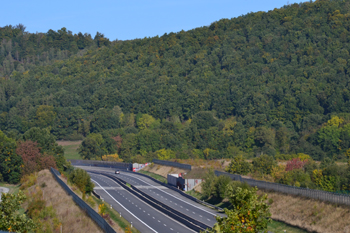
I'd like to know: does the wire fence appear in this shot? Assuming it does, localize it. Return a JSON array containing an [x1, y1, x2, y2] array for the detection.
[[214, 170, 350, 206], [152, 159, 192, 170], [50, 168, 116, 233], [68, 159, 132, 170]]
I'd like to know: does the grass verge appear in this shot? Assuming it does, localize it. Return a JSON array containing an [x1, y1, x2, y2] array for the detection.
[[138, 170, 167, 183], [268, 220, 309, 233], [93, 196, 140, 233]]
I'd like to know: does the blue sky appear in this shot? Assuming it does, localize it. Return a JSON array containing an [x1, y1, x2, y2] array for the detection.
[[1, 0, 308, 41]]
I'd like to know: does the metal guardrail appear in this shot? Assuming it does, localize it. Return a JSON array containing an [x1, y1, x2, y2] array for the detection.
[[130, 171, 223, 211], [90, 171, 210, 232], [69, 159, 133, 170], [50, 168, 116, 233], [215, 170, 350, 206], [152, 159, 192, 170]]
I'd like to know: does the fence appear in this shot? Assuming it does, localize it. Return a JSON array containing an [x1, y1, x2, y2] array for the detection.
[[215, 170, 350, 206], [50, 168, 116, 233], [152, 159, 191, 170], [69, 159, 132, 170]]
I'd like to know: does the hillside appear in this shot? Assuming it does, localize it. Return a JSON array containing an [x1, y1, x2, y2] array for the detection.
[[21, 169, 104, 233], [2, 0, 350, 162]]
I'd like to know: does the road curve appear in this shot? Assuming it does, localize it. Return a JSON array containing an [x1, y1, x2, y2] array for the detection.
[[89, 172, 195, 233], [79, 166, 224, 226]]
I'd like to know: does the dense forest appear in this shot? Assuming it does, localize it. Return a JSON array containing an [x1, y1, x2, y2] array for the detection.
[[2, 0, 350, 163]]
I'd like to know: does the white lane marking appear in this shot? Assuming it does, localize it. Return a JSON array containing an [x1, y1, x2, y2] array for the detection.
[[120, 173, 216, 216], [91, 179, 157, 233]]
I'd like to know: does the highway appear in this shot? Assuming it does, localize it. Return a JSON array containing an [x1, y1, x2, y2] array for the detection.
[[89, 172, 195, 233], [116, 171, 219, 226], [81, 166, 223, 226]]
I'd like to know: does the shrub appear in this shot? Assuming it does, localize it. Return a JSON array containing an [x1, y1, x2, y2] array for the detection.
[[215, 175, 232, 199], [252, 154, 277, 175], [68, 168, 94, 194], [226, 155, 252, 175]]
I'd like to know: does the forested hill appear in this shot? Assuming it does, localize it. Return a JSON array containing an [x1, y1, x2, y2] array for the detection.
[[2, 0, 350, 162]]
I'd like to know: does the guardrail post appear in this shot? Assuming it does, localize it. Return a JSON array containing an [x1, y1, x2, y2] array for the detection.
[[131, 222, 133, 228]]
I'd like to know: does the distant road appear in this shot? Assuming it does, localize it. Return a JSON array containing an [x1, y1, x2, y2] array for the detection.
[[88, 172, 195, 233]]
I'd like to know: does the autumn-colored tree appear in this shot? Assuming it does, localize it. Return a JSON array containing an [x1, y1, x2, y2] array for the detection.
[[101, 153, 123, 162], [16, 140, 57, 176], [285, 158, 306, 172]]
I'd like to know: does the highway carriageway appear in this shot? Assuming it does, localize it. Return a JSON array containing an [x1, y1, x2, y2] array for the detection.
[[89, 172, 195, 233], [79, 166, 224, 231]]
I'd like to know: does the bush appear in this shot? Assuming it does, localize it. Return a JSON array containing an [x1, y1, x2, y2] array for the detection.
[[68, 168, 94, 194], [252, 154, 277, 175], [215, 175, 232, 199], [226, 155, 252, 175]]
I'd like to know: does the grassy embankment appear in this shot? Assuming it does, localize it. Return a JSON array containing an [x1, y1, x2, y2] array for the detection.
[[140, 168, 309, 233], [57, 140, 82, 160], [138, 170, 167, 183], [21, 170, 105, 233]]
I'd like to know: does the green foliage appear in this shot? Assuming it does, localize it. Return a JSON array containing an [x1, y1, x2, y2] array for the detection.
[[207, 186, 271, 233], [252, 155, 277, 175], [0, 130, 22, 184], [201, 169, 218, 198], [4, 1, 350, 163], [226, 155, 252, 175], [215, 175, 232, 199], [68, 168, 94, 194], [0, 191, 36, 233]]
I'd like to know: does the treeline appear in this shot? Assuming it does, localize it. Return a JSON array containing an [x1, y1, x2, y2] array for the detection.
[[2, 0, 350, 161], [0, 24, 109, 77]]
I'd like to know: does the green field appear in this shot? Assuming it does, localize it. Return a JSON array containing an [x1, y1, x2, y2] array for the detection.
[[62, 144, 81, 160], [57, 141, 82, 160], [268, 220, 309, 233]]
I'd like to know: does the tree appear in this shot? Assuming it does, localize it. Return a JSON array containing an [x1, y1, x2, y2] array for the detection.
[[22, 128, 65, 170], [137, 114, 157, 130], [68, 168, 94, 194], [0, 130, 22, 184], [16, 140, 57, 176], [201, 170, 218, 198], [35, 105, 56, 128], [252, 155, 277, 175], [207, 186, 271, 233], [226, 155, 252, 175], [0, 191, 36, 233], [78, 137, 103, 160]]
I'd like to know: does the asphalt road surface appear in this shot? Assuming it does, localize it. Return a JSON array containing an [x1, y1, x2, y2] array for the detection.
[[89, 172, 195, 233], [80, 166, 223, 226]]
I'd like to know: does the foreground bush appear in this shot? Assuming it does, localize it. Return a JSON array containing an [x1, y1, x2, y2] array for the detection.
[[0, 191, 36, 232], [68, 168, 94, 195]]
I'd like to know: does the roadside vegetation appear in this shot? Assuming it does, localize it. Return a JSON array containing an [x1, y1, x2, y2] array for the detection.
[[138, 170, 167, 183]]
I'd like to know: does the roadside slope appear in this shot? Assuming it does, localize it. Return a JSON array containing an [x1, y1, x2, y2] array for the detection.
[[23, 169, 104, 233], [262, 190, 350, 233]]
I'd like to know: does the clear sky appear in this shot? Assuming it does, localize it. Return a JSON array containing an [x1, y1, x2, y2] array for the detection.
[[1, 0, 308, 41]]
